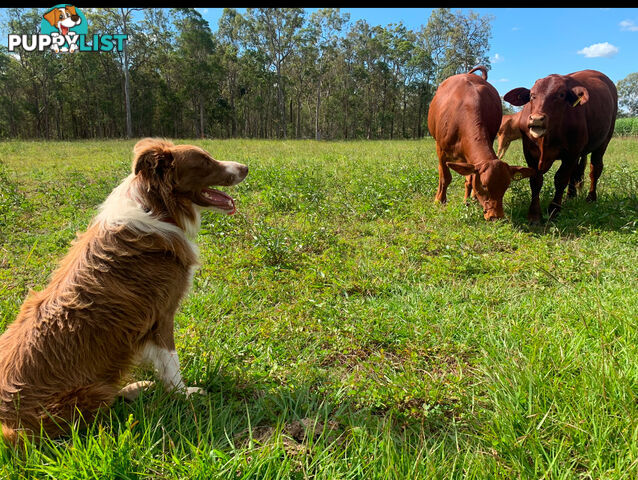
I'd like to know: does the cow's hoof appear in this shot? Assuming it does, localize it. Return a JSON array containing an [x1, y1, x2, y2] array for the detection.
[[528, 214, 543, 225], [547, 203, 561, 219], [586, 192, 597, 202]]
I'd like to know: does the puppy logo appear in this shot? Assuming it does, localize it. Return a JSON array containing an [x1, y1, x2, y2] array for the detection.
[[41, 5, 87, 53], [8, 6, 126, 54]]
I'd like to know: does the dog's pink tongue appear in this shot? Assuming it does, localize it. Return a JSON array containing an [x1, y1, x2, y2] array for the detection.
[[60, 25, 69, 36], [203, 188, 236, 214]]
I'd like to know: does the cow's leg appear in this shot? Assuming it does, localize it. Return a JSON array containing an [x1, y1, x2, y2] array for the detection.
[[568, 154, 587, 198], [587, 146, 606, 202], [523, 148, 543, 223], [548, 159, 577, 219], [497, 138, 510, 159], [435, 144, 452, 204], [464, 175, 473, 203], [528, 173, 544, 223]]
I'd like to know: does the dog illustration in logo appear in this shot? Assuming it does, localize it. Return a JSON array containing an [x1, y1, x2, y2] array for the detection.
[[43, 5, 82, 53]]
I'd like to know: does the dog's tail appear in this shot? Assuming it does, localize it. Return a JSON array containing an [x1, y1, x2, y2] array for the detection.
[[1, 423, 18, 446]]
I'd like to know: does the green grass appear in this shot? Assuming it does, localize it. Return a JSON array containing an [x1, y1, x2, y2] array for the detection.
[[1, 138, 637, 479]]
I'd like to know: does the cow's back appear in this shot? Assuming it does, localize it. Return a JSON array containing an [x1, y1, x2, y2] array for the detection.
[[569, 70, 618, 151], [428, 73, 502, 150]]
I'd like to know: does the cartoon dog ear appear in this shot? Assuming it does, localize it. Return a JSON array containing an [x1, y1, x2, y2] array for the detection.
[[66, 6, 77, 15], [43, 8, 59, 27], [132, 138, 175, 178]]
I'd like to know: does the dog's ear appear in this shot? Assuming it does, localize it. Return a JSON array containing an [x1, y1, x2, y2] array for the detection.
[[43, 8, 59, 27], [132, 138, 175, 179], [66, 6, 77, 16]]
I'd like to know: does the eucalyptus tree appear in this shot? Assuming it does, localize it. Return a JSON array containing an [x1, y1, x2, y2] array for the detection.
[[171, 8, 219, 138], [102, 8, 143, 138], [306, 8, 349, 140], [617, 72, 638, 116], [243, 8, 305, 139], [217, 8, 245, 137], [129, 8, 176, 137], [0, 49, 27, 138], [3, 8, 67, 138], [410, 27, 436, 137], [425, 8, 493, 84]]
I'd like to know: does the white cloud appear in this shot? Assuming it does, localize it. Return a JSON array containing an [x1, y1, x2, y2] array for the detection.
[[491, 53, 504, 63], [577, 42, 619, 58], [511, 27, 520, 31], [498, 78, 509, 82], [620, 20, 638, 31]]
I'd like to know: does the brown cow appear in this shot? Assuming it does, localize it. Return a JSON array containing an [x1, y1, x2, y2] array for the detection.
[[428, 66, 535, 220], [496, 111, 523, 159], [504, 69, 618, 222]]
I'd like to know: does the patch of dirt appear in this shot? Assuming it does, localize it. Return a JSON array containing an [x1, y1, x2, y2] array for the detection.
[[235, 417, 341, 456]]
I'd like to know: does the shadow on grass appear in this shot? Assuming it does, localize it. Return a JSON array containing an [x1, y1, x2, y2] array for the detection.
[[114, 363, 467, 449], [507, 190, 638, 237], [0, 363, 476, 474]]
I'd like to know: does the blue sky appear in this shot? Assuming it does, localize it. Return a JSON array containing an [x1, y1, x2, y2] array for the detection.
[[196, 7, 638, 98]]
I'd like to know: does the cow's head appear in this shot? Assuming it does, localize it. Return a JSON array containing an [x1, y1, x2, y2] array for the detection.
[[504, 74, 589, 140], [447, 160, 535, 220]]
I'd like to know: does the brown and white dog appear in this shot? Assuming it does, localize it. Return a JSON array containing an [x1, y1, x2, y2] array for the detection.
[[0, 138, 248, 444], [43, 5, 82, 53]]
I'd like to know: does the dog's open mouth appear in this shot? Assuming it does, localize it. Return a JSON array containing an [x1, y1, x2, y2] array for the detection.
[[200, 188, 236, 214]]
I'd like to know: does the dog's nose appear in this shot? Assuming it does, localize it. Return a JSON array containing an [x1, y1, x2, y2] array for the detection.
[[238, 164, 248, 179]]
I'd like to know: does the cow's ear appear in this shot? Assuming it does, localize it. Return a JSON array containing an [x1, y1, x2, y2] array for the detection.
[[447, 162, 478, 176], [509, 165, 536, 181], [504, 88, 530, 106], [568, 86, 589, 107]]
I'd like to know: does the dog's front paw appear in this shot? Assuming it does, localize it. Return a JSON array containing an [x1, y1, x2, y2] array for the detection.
[[184, 386, 207, 397], [119, 380, 155, 401]]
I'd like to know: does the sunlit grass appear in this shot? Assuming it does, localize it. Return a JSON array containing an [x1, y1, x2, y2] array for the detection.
[[1, 138, 637, 478]]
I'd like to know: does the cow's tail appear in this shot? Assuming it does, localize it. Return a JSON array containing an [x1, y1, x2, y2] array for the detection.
[[468, 66, 488, 80]]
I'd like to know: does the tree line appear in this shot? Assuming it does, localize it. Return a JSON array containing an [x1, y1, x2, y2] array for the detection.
[[3, 7, 638, 142], [0, 7, 497, 141]]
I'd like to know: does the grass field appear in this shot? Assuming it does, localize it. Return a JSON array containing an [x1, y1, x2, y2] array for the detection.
[[0, 138, 637, 479]]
